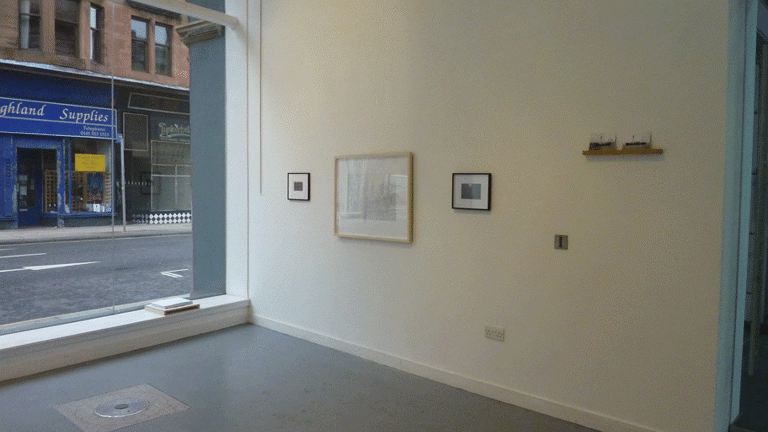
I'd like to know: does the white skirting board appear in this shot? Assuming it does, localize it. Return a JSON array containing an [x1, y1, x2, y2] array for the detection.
[[252, 313, 659, 432]]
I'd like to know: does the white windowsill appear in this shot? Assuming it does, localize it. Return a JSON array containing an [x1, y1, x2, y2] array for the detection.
[[0, 295, 251, 382]]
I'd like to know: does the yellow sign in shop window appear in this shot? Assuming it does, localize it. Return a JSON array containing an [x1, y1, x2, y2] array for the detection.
[[74, 154, 106, 172]]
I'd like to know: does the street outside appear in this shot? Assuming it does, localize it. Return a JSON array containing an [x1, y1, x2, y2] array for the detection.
[[0, 231, 191, 326]]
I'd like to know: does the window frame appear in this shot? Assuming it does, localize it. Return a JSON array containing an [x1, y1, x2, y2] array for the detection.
[[155, 23, 173, 76], [18, 0, 41, 50], [55, 0, 80, 57], [131, 17, 149, 72], [90, 4, 104, 63]]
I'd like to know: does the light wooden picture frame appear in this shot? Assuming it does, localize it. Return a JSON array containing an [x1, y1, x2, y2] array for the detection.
[[334, 152, 413, 242]]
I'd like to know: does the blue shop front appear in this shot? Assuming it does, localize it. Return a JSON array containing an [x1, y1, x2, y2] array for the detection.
[[0, 96, 116, 228]]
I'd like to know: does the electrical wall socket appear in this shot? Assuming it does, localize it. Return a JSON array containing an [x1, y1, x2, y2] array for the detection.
[[484, 325, 505, 342]]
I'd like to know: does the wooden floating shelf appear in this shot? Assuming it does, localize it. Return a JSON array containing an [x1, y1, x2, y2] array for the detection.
[[582, 148, 663, 156]]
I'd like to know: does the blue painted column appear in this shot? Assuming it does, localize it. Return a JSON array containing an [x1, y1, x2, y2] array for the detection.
[[185, 0, 227, 298]]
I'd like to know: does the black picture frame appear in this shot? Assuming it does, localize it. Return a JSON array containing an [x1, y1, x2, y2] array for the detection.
[[288, 173, 310, 201], [452, 173, 491, 211]]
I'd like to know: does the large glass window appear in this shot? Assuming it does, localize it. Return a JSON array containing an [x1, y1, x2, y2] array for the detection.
[[131, 18, 148, 72], [155, 24, 172, 76], [55, 0, 80, 56], [18, 0, 41, 50], [0, 1, 196, 335], [90, 5, 104, 63]]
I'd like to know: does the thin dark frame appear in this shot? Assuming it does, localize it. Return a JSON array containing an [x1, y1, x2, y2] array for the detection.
[[452, 173, 491, 211], [287, 172, 310, 201]]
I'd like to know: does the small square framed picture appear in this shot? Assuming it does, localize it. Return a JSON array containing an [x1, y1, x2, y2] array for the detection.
[[452, 173, 491, 211], [288, 173, 310, 201]]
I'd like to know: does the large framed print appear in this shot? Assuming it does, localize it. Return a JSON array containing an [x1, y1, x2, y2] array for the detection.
[[335, 152, 413, 242], [452, 173, 491, 211]]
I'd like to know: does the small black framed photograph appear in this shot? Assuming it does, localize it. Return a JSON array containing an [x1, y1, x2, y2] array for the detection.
[[452, 173, 491, 211], [288, 173, 310, 201]]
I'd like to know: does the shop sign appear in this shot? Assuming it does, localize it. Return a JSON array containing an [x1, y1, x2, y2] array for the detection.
[[0, 97, 115, 139], [151, 117, 190, 143], [75, 154, 106, 172]]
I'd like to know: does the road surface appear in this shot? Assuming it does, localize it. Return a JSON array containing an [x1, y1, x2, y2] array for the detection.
[[0, 234, 192, 326]]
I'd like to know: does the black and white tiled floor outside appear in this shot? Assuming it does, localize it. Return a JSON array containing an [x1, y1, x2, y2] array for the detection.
[[0, 324, 598, 432], [0, 223, 191, 246]]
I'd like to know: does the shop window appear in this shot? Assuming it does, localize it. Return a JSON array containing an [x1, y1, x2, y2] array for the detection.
[[90, 5, 104, 63], [155, 24, 172, 76], [151, 141, 191, 211], [124, 112, 149, 151], [55, 0, 80, 56], [131, 18, 149, 72], [65, 140, 112, 214], [18, 0, 41, 50]]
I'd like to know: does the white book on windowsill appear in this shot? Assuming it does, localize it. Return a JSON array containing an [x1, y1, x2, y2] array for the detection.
[[149, 298, 193, 310]]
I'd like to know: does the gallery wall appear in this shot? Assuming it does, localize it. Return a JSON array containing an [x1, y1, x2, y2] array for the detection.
[[247, 1, 730, 431]]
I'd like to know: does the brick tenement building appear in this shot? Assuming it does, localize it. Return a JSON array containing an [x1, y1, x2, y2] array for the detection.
[[0, 0, 192, 228]]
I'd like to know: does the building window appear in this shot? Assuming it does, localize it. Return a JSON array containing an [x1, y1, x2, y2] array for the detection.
[[18, 0, 41, 50], [124, 112, 149, 151], [65, 140, 112, 214], [55, 0, 80, 56], [151, 142, 191, 211], [90, 5, 104, 63], [155, 24, 172, 76], [131, 18, 148, 72]]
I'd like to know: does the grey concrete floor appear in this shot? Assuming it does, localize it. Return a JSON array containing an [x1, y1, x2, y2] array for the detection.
[[0, 324, 598, 432]]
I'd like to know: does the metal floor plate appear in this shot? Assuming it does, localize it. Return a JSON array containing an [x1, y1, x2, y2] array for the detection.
[[54, 384, 187, 432]]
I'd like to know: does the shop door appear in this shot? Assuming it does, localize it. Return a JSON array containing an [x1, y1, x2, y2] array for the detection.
[[17, 148, 43, 227]]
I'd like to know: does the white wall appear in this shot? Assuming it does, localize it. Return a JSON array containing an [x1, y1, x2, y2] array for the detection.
[[248, 1, 730, 431]]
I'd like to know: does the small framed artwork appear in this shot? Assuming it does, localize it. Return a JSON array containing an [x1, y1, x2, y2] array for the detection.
[[335, 152, 413, 242], [452, 173, 491, 211], [288, 173, 310, 201]]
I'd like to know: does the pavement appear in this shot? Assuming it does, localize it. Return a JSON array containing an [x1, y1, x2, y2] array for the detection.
[[0, 223, 192, 245]]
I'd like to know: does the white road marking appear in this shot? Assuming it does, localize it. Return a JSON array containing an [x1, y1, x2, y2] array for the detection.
[[0, 261, 101, 273], [0, 253, 46, 259], [25, 261, 100, 271], [161, 268, 189, 279]]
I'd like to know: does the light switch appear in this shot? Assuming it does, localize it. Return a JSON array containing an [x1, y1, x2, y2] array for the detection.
[[554, 235, 568, 250]]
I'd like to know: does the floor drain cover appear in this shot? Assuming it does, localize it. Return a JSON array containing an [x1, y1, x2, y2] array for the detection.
[[94, 399, 150, 418]]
